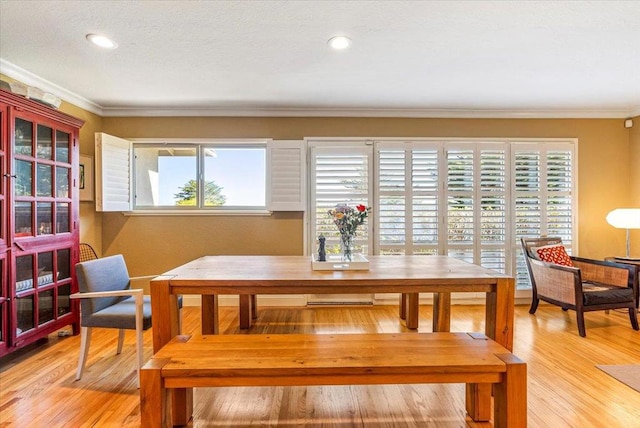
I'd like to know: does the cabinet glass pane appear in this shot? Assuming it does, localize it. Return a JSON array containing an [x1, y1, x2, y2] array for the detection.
[[57, 249, 70, 280], [37, 164, 52, 196], [14, 118, 33, 156], [58, 284, 71, 317], [16, 295, 34, 334], [37, 202, 53, 235], [56, 130, 70, 163], [38, 289, 54, 325], [56, 203, 70, 233], [36, 124, 53, 159], [15, 159, 32, 196], [16, 254, 34, 292], [15, 202, 32, 237], [56, 166, 69, 198], [38, 252, 54, 285]]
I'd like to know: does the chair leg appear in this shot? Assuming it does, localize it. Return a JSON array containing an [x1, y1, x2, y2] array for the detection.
[[117, 329, 125, 355], [529, 296, 539, 314], [629, 308, 640, 330], [76, 326, 92, 380], [576, 310, 587, 337]]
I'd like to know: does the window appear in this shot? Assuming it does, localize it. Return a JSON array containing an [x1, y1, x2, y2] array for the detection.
[[133, 145, 266, 209], [309, 139, 576, 290], [95, 133, 305, 212], [309, 142, 373, 256]]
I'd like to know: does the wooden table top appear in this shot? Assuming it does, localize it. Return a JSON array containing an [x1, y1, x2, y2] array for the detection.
[[159, 255, 510, 290], [157, 256, 509, 294]]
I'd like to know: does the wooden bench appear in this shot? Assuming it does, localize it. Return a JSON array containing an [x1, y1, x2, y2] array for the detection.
[[140, 332, 527, 427]]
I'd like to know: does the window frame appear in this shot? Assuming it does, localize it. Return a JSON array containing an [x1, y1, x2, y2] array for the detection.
[[307, 137, 578, 292], [95, 133, 307, 215]]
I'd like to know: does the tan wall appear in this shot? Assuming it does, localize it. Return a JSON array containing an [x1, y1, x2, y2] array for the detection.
[[101, 116, 633, 273], [2, 71, 636, 273], [630, 115, 640, 255], [58, 100, 104, 255]]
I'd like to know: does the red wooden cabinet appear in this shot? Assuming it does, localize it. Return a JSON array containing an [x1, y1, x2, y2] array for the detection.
[[0, 89, 83, 357]]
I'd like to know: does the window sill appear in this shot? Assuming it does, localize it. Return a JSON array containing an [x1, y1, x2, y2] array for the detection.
[[122, 210, 273, 217]]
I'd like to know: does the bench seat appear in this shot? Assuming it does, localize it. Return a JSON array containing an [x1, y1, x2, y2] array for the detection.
[[140, 332, 526, 427]]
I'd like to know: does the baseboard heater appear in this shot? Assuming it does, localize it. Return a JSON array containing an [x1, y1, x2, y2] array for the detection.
[[306, 301, 374, 306]]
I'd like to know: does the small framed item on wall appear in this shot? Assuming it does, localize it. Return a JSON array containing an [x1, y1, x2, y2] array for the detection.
[[79, 155, 94, 201]]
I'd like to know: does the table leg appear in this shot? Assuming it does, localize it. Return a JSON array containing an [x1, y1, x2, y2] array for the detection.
[[405, 293, 419, 329], [399, 293, 407, 320], [150, 276, 179, 353], [239, 295, 252, 329], [432, 292, 451, 332], [201, 295, 219, 335], [486, 278, 515, 351], [251, 294, 258, 319]]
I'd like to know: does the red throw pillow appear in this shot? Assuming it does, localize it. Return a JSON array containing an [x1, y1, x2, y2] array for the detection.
[[536, 245, 574, 267]]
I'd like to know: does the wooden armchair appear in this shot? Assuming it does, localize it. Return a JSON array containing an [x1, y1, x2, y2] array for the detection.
[[521, 237, 639, 337]]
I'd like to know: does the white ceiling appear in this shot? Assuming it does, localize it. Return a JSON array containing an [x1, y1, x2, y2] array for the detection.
[[1, 0, 639, 118]]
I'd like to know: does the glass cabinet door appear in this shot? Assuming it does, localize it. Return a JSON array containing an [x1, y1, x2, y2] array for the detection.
[[14, 248, 73, 336], [12, 116, 73, 239]]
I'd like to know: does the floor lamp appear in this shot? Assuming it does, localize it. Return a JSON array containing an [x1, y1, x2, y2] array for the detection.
[[606, 208, 640, 260]]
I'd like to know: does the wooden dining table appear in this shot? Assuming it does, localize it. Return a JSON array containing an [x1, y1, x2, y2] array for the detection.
[[151, 255, 515, 352], [149, 255, 516, 426]]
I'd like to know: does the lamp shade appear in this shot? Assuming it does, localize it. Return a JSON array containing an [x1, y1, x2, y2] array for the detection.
[[606, 208, 640, 229]]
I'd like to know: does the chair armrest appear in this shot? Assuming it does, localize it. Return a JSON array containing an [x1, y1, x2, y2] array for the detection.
[[70, 288, 144, 300], [528, 258, 582, 305], [571, 257, 637, 289]]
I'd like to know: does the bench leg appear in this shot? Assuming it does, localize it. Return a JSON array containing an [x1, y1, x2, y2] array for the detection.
[[432, 292, 451, 332], [140, 359, 169, 428], [494, 353, 528, 428], [465, 383, 492, 422], [171, 388, 193, 427]]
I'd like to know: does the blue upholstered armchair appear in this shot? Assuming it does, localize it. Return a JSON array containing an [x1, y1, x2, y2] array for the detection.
[[71, 254, 152, 386]]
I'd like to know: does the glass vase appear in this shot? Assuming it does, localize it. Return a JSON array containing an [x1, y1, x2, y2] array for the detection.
[[340, 233, 354, 262]]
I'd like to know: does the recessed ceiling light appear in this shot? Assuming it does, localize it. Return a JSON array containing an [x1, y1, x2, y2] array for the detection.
[[328, 36, 351, 50], [86, 34, 118, 49]]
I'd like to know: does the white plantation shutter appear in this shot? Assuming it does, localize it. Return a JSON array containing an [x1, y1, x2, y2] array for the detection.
[[376, 142, 440, 255], [412, 148, 440, 254], [267, 140, 306, 211], [512, 142, 575, 288], [446, 146, 475, 263], [95, 132, 132, 212], [309, 143, 372, 254], [479, 146, 507, 272], [378, 148, 406, 254], [546, 148, 573, 243]]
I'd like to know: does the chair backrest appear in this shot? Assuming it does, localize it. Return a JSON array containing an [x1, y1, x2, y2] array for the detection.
[[521, 236, 564, 259], [79, 243, 99, 262], [75, 254, 131, 318]]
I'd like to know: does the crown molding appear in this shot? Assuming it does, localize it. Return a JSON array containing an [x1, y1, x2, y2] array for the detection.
[[2, 59, 638, 119], [0, 59, 103, 116], [100, 106, 636, 119]]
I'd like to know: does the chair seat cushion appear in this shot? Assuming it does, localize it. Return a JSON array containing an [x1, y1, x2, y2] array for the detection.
[[582, 283, 634, 306], [83, 296, 152, 330]]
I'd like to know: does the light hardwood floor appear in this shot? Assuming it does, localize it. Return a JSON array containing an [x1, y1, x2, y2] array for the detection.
[[1, 304, 639, 427]]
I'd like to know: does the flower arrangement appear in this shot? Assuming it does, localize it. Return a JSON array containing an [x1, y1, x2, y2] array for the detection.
[[327, 204, 371, 261]]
